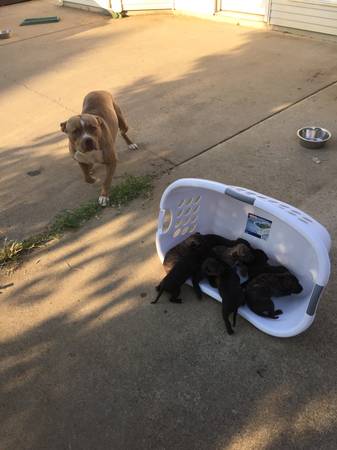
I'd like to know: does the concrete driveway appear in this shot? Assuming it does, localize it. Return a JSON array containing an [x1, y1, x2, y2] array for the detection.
[[2, 0, 337, 240], [1, 2, 337, 449]]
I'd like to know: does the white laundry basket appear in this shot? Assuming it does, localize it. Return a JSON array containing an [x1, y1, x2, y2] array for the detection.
[[156, 179, 331, 338]]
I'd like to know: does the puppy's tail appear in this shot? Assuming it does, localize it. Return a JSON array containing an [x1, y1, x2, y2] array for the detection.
[[151, 288, 163, 304]]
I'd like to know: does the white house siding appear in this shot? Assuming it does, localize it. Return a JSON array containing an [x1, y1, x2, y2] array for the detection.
[[270, 0, 337, 36], [122, 0, 173, 9]]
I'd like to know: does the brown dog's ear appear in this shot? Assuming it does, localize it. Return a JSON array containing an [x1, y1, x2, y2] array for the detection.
[[60, 121, 67, 133], [95, 116, 105, 127]]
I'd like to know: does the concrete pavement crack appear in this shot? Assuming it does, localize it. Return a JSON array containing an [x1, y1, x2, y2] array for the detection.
[[3, 73, 76, 113], [175, 78, 337, 169]]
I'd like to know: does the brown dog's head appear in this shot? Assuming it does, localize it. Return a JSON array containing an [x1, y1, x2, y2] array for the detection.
[[60, 114, 104, 152]]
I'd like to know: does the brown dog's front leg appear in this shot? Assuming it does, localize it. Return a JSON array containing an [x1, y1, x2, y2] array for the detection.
[[99, 162, 116, 207], [78, 162, 95, 184], [121, 132, 138, 151]]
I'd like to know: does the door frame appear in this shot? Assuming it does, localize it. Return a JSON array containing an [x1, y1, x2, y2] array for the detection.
[[216, 0, 272, 22]]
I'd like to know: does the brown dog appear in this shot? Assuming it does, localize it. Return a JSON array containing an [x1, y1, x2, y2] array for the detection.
[[60, 90, 138, 206]]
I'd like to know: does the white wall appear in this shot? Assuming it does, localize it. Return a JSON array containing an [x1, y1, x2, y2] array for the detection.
[[62, 0, 123, 12], [174, 0, 216, 15], [64, 0, 111, 9], [122, 0, 173, 9], [270, 0, 337, 36]]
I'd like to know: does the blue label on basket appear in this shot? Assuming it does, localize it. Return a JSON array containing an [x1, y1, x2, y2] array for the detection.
[[245, 213, 272, 240]]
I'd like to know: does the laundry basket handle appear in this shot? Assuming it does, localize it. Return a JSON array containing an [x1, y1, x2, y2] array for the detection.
[[225, 188, 255, 205]]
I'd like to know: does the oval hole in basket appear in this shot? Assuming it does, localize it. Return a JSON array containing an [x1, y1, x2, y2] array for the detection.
[[298, 218, 309, 224], [177, 209, 184, 218], [189, 224, 197, 233], [173, 228, 181, 238], [183, 216, 192, 226], [162, 209, 172, 233], [177, 199, 185, 208], [184, 197, 194, 207], [191, 204, 200, 214], [175, 218, 183, 228], [190, 214, 198, 224], [193, 195, 201, 204], [302, 215, 313, 223], [183, 207, 192, 216], [181, 226, 190, 235]]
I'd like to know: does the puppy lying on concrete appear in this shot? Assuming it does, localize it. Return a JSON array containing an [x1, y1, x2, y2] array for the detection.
[[201, 257, 245, 335], [60, 90, 138, 206], [244, 272, 303, 319]]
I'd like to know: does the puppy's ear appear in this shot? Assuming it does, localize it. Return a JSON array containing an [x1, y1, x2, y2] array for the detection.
[[60, 121, 67, 133]]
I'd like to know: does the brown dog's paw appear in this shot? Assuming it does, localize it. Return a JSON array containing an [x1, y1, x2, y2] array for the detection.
[[98, 195, 109, 207], [85, 176, 96, 184], [128, 143, 138, 151]]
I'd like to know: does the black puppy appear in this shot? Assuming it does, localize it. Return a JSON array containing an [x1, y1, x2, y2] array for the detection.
[[245, 272, 303, 319], [246, 248, 290, 281], [163, 233, 203, 273], [152, 243, 209, 304], [201, 258, 245, 335], [163, 232, 243, 273], [212, 242, 255, 277]]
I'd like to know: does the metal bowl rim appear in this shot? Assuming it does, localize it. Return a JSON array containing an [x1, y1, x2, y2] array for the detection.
[[297, 126, 332, 143]]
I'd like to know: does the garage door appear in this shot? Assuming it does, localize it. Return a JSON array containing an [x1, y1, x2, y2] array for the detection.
[[221, 0, 266, 15], [122, 0, 173, 9]]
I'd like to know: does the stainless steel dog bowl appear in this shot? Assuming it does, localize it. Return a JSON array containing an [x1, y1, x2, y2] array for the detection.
[[0, 29, 12, 39], [297, 126, 331, 149]]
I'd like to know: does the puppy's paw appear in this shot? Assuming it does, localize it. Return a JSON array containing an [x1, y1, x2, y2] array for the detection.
[[98, 195, 109, 207], [85, 176, 96, 184], [128, 143, 138, 151]]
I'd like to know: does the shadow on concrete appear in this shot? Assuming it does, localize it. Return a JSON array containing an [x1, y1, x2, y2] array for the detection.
[[2, 18, 337, 241], [1, 17, 337, 448], [1, 195, 337, 450]]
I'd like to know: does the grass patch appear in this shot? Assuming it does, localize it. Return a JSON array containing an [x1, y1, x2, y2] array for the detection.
[[0, 175, 153, 268]]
